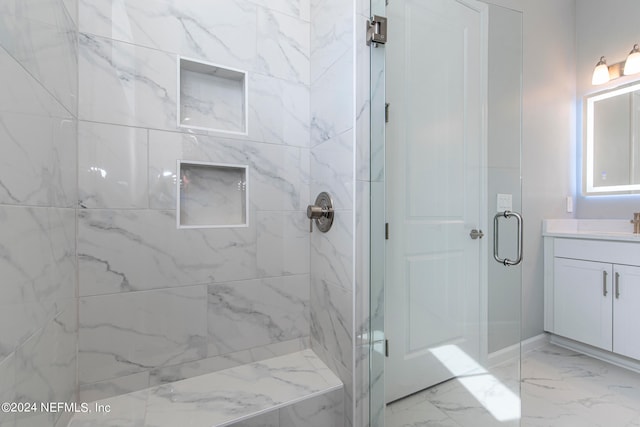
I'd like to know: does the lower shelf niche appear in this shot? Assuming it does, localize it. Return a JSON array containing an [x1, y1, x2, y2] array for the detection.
[[177, 161, 248, 229]]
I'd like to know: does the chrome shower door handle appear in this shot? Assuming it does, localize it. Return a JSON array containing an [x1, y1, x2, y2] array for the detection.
[[493, 210, 523, 266]]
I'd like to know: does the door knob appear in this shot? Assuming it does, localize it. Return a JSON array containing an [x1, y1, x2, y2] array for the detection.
[[469, 229, 484, 240]]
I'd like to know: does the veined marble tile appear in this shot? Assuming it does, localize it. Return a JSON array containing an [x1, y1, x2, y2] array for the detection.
[[311, 129, 354, 210], [0, 353, 16, 427], [369, 340, 385, 427], [311, 49, 353, 147], [354, 343, 369, 427], [79, 371, 150, 403], [310, 0, 353, 84], [14, 302, 77, 427], [144, 350, 340, 427], [148, 130, 310, 211], [369, 42, 385, 183], [357, 0, 370, 18], [207, 275, 309, 357], [0, 45, 70, 117], [523, 345, 640, 393], [369, 181, 385, 337], [79, 0, 257, 72], [256, 211, 309, 277], [355, 181, 370, 345], [280, 388, 344, 427], [77, 209, 257, 295], [249, 0, 310, 21], [429, 375, 520, 426], [69, 390, 149, 427], [78, 121, 148, 209], [355, 14, 371, 183], [0, 207, 75, 305], [521, 345, 640, 427], [79, 33, 176, 130], [310, 208, 353, 293], [0, 0, 76, 29], [256, 7, 309, 85], [312, 337, 354, 427], [386, 397, 459, 427], [226, 411, 278, 427], [149, 337, 309, 388], [0, 111, 77, 207], [249, 72, 310, 148], [0, 51, 78, 208], [78, 286, 207, 384], [310, 277, 353, 375], [63, 0, 78, 26], [69, 350, 342, 427], [0, 206, 75, 359], [0, 8, 78, 114]]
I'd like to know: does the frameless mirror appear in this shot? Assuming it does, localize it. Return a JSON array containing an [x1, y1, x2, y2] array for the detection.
[[584, 81, 640, 194]]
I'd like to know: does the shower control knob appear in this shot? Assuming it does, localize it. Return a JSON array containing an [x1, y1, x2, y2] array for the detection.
[[307, 192, 334, 233], [307, 205, 325, 219]]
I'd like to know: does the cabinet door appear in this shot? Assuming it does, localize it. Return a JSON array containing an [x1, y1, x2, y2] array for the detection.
[[554, 258, 613, 351], [613, 264, 640, 360]]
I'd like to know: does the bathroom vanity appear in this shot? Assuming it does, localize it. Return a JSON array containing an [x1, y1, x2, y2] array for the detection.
[[544, 219, 640, 367]]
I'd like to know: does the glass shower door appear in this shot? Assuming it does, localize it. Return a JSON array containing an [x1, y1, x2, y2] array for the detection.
[[369, 1, 523, 426]]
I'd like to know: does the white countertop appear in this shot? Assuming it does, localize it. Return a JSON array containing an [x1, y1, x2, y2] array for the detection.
[[543, 219, 640, 242]]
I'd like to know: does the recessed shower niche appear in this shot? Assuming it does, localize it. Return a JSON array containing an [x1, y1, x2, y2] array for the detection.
[[177, 161, 248, 229], [178, 57, 248, 134]]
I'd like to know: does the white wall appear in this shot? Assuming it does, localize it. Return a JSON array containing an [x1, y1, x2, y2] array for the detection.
[[520, 0, 577, 341], [483, 0, 577, 342], [576, 0, 640, 218], [487, 4, 524, 353]]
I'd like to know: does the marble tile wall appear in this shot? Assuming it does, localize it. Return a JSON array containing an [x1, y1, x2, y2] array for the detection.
[[226, 389, 344, 427], [309, 1, 369, 426], [76, 0, 315, 401], [1, 1, 369, 426], [69, 349, 343, 427], [0, 1, 79, 427]]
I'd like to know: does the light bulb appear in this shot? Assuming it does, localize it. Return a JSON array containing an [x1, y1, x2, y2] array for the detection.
[[624, 44, 640, 76], [592, 57, 610, 85]]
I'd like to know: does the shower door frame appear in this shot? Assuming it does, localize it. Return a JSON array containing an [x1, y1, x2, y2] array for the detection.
[[368, 0, 524, 425]]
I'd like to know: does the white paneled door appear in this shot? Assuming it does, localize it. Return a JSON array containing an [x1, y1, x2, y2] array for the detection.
[[385, 0, 487, 403]]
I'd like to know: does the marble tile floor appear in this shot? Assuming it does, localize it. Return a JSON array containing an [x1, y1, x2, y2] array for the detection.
[[386, 344, 640, 427]]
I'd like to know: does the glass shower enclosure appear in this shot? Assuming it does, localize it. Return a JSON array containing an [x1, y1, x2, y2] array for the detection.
[[369, 0, 523, 425]]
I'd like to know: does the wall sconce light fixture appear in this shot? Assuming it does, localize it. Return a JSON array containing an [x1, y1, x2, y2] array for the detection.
[[592, 57, 610, 85], [624, 44, 640, 76], [593, 43, 640, 85]]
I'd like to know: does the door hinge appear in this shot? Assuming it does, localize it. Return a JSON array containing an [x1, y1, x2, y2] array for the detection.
[[385, 102, 390, 123], [367, 15, 388, 46], [385, 222, 389, 240], [385, 339, 389, 357]]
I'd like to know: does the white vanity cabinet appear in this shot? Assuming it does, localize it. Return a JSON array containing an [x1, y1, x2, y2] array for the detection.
[[544, 220, 640, 364], [553, 257, 612, 352], [612, 264, 640, 360]]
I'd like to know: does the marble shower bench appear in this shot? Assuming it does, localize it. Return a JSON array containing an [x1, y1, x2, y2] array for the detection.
[[67, 350, 343, 427]]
